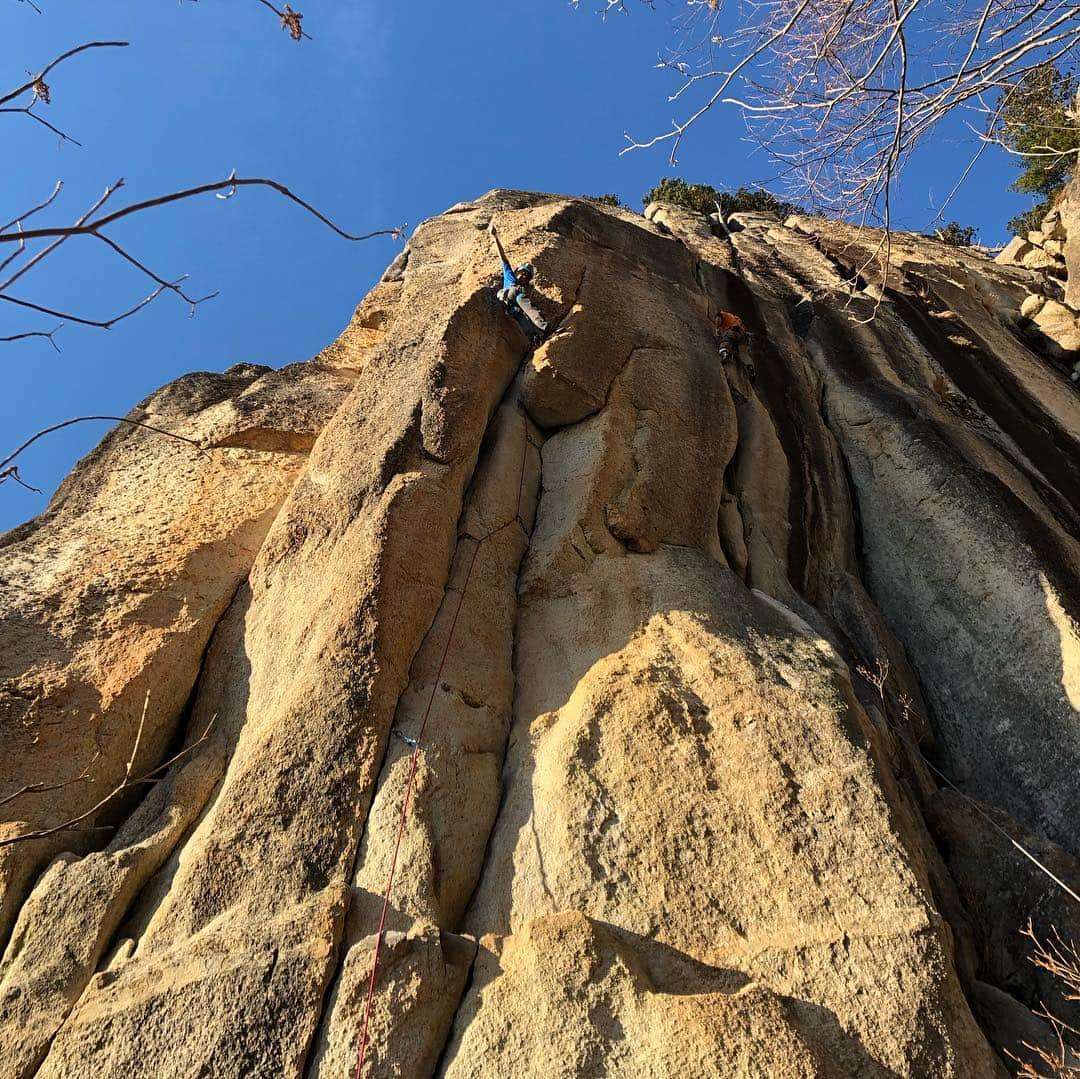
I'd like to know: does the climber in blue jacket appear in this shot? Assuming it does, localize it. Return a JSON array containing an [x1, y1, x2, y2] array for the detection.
[[488, 222, 548, 342]]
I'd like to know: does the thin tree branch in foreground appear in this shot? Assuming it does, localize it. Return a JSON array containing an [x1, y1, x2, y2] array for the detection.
[[0, 41, 128, 108], [2, 174, 406, 245], [0, 747, 100, 808], [0, 322, 63, 351], [0, 466, 41, 493], [1, 177, 119, 290], [0, 690, 218, 848], [1008, 922, 1080, 1077], [0, 179, 63, 234], [0, 40, 128, 145], [254, 0, 311, 40], [600, 0, 1080, 238], [0, 174, 405, 337], [1, 283, 179, 330], [0, 414, 209, 493]]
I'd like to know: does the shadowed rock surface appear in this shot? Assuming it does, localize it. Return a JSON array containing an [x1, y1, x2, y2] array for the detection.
[[1, 190, 1077, 1077]]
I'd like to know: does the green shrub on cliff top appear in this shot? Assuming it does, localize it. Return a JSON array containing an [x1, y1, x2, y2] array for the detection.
[[932, 222, 977, 247], [642, 178, 799, 220]]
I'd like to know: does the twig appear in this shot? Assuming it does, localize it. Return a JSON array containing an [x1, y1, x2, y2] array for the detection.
[[0, 749, 99, 808], [0, 466, 41, 493], [0, 414, 207, 489], [254, 0, 311, 41], [0, 104, 81, 145], [1, 175, 405, 245], [0, 179, 63, 234], [600, 0, 1080, 261], [0, 175, 402, 333], [0, 41, 128, 109], [0, 283, 177, 329], [0, 177, 123, 292], [0, 322, 63, 351], [0, 692, 217, 847], [0, 41, 127, 144]]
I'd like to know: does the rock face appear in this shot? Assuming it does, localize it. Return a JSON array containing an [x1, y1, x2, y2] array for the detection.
[[995, 181, 1080, 372], [1, 190, 1077, 1078]]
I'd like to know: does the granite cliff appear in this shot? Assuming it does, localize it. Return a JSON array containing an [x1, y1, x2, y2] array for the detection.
[[1, 189, 1078, 1077]]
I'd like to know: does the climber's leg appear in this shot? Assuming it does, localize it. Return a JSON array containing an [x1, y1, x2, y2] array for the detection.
[[717, 329, 739, 362], [718, 329, 755, 383], [514, 291, 548, 336]]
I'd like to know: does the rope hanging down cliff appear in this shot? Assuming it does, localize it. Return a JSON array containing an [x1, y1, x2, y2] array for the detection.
[[353, 405, 532, 1078]]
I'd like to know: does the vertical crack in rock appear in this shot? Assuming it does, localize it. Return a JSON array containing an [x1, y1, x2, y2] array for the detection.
[[22, 204, 532, 1078], [306, 377, 543, 1078], [728, 219, 1079, 843], [0, 752, 224, 1079], [0, 360, 357, 951], [441, 201, 992, 1077]]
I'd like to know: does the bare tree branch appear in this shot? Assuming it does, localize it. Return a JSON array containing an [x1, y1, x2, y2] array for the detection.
[[0, 414, 207, 486], [1, 174, 405, 246], [1, 177, 122, 291], [1, 18, 407, 344], [0, 41, 127, 145], [254, 0, 311, 40], [598, 0, 1080, 239], [0, 283, 178, 329], [0, 175, 404, 339], [0, 41, 128, 108], [0, 180, 64, 276], [0, 466, 41, 493], [0, 748, 99, 808], [0, 691, 217, 848], [0, 103, 82, 145], [0, 179, 63, 234], [0, 322, 63, 351]]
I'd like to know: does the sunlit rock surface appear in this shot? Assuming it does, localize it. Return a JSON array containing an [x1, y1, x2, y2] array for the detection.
[[2, 190, 1078, 1078]]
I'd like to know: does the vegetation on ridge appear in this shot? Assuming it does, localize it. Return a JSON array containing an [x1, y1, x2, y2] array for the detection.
[[641, 178, 800, 221], [1002, 64, 1080, 237]]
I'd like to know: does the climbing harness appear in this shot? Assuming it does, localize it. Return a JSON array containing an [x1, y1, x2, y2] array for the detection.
[[497, 283, 524, 309], [353, 407, 532, 1078]]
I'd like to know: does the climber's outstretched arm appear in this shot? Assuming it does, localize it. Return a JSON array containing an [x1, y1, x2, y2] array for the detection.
[[488, 222, 512, 272]]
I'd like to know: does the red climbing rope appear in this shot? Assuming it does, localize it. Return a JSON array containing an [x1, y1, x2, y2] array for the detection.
[[354, 410, 531, 1078]]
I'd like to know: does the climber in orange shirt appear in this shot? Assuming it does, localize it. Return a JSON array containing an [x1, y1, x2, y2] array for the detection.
[[716, 311, 755, 382]]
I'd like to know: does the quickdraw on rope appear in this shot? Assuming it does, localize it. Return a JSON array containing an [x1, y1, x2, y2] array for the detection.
[[354, 408, 531, 1078]]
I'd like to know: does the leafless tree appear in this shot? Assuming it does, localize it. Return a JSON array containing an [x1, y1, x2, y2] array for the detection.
[[0, 413, 209, 492], [0, 170, 403, 336], [585, 0, 1080, 234], [2, 4, 403, 491]]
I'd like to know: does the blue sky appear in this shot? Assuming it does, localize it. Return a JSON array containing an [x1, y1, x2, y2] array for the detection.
[[1, 0, 1035, 531]]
